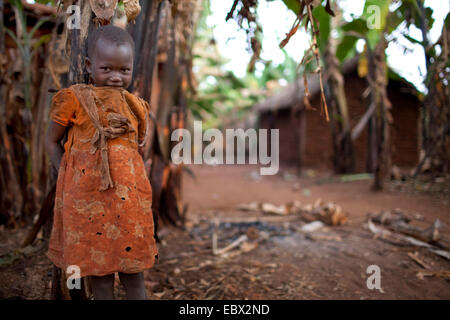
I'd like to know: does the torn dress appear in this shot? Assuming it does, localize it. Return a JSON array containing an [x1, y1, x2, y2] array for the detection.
[[46, 84, 158, 278]]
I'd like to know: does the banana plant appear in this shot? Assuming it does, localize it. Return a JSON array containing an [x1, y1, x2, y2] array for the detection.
[[2, 0, 50, 109], [335, 0, 441, 186], [331, 0, 402, 189], [1, 0, 51, 219]]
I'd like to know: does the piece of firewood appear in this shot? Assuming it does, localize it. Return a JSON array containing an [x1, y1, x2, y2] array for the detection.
[[213, 235, 248, 256], [301, 203, 348, 226], [367, 220, 450, 260], [387, 219, 444, 245], [370, 212, 446, 248], [367, 209, 411, 225], [416, 270, 450, 280]]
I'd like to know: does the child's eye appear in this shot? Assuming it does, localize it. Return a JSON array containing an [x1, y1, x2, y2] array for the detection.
[[101, 67, 110, 72], [122, 68, 130, 73]]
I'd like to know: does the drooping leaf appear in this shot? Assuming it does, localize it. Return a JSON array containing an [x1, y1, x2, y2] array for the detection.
[[336, 35, 359, 62], [282, 0, 300, 15], [341, 18, 369, 35]]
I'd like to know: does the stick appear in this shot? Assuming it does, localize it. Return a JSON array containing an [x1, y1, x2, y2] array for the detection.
[[211, 218, 219, 255], [416, 270, 450, 280], [387, 219, 444, 245], [225, 0, 239, 21], [213, 235, 248, 256], [351, 101, 376, 141], [407, 251, 431, 269], [367, 220, 450, 260], [369, 211, 446, 247]]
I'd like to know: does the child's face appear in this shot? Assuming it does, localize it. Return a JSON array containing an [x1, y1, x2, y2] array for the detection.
[[86, 38, 134, 88]]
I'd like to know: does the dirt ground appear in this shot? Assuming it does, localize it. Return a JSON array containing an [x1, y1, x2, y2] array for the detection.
[[1, 164, 449, 300]]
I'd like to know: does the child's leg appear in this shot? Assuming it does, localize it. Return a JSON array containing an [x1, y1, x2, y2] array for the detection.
[[90, 273, 115, 300], [118, 272, 147, 300]]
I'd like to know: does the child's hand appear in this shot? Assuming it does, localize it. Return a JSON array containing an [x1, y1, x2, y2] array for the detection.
[[45, 120, 67, 180]]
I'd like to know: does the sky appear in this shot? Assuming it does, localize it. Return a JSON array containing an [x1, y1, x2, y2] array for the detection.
[[207, 0, 449, 92]]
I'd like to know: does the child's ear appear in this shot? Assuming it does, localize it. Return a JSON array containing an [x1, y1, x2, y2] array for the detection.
[[85, 57, 92, 74]]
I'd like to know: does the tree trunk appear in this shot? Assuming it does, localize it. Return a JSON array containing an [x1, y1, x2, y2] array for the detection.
[[417, 0, 431, 155], [367, 38, 392, 190], [50, 0, 94, 300], [130, 0, 189, 230], [0, 0, 25, 224], [128, 0, 163, 104], [414, 5, 450, 176], [324, 35, 355, 174]]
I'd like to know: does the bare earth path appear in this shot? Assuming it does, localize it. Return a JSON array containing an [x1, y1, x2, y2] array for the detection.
[[0, 164, 449, 299]]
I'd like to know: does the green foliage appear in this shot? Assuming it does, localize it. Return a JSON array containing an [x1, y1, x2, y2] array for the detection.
[[190, 0, 440, 127], [341, 18, 369, 34], [336, 35, 358, 62], [281, 0, 300, 15], [399, 0, 434, 31], [336, 18, 369, 62], [312, 5, 331, 51], [190, 0, 299, 128], [3, 0, 50, 109], [362, 0, 391, 49], [34, 0, 57, 5], [334, 0, 436, 64]]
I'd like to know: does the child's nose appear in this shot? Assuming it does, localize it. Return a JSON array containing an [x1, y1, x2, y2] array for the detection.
[[108, 71, 123, 81], [109, 74, 122, 82]]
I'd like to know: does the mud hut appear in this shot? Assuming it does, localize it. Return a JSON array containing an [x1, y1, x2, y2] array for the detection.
[[254, 59, 421, 173]]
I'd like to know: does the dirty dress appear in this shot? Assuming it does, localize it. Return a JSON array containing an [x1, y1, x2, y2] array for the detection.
[[46, 84, 158, 278]]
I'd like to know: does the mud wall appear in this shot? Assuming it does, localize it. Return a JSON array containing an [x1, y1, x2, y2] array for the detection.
[[259, 72, 420, 172]]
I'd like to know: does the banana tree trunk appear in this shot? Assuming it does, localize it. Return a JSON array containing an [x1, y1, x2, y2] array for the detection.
[[324, 34, 355, 174], [130, 0, 186, 232], [367, 37, 392, 190], [0, 0, 25, 224]]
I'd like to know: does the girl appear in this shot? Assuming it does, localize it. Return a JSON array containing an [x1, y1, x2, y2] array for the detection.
[[45, 25, 158, 300]]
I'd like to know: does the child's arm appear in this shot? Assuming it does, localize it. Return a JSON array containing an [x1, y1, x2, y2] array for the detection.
[[45, 120, 67, 179]]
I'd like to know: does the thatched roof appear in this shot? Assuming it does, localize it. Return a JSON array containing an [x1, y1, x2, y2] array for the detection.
[[254, 56, 418, 113], [254, 57, 359, 113]]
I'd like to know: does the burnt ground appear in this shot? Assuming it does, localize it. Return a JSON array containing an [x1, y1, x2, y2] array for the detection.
[[0, 164, 449, 300]]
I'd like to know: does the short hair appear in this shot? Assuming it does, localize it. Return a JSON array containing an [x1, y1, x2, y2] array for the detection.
[[87, 25, 135, 58]]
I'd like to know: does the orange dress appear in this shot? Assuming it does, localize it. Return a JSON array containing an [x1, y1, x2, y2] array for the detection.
[[46, 84, 158, 278]]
